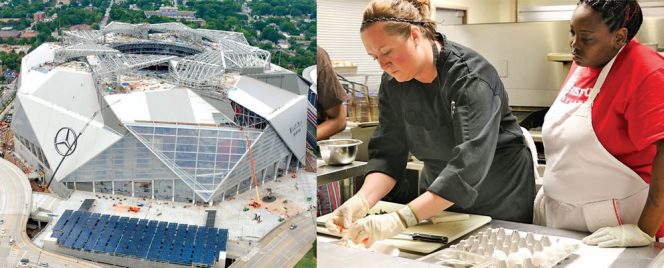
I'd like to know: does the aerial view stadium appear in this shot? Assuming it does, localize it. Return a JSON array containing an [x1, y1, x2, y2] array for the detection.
[[1, 21, 316, 268]]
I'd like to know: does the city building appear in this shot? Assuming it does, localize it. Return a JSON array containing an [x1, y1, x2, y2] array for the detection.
[[144, 6, 203, 24], [34, 11, 46, 22]]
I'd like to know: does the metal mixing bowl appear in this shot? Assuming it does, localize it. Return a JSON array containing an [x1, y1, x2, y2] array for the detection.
[[318, 139, 363, 165]]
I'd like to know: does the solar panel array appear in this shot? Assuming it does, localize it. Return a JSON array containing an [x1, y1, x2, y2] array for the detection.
[[205, 210, 216, 227], [51, 210, 228, 267], [79, 199, 95, 211]]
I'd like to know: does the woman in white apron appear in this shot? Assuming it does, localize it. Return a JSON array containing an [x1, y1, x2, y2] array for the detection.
[[539, 0, 664, 247]]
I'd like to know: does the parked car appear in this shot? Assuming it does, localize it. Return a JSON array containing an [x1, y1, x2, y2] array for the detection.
[[38, 262, 49, 267], [289, 224, 297, 230]]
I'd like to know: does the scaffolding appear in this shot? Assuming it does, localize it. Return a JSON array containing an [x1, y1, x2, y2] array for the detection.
[[92, 54, 177, 87], [168, 50, 226, 91], [217, 39, 270, 71], [198, 29, 249, 45], [54, 43, 120, 63], [230, 101, 269, 130], [103, 21, 149, 39], [53, 22, 271, 95], [62, 30, 104, 45], [146, 22, 203, 44]]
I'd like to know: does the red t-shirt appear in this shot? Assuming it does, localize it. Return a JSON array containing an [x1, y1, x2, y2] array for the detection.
[[564, 39, 664, 236]]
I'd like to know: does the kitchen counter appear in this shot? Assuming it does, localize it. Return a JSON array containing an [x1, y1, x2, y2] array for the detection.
[[317, 160, 367, 186], [318, 220, 664, 267]]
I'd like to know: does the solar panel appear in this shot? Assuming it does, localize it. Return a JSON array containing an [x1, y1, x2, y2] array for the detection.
[[95, 216, 118, 252], [84, 215, 108, 251], [52, 210, 73, 232], [73, 213, 99, 249], [205, 210, 216, 227], [79, 199, 95, 211], [53, 211, 228, 266], [61, 212, 89, 248]]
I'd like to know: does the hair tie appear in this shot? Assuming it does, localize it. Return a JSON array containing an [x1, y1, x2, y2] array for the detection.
[[361, 17, 424, 27]]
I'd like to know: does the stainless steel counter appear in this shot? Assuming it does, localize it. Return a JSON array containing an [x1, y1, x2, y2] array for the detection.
[[317, 160, 367, 186], [317, 220, 664, 267], [483, 221, 664, 268]]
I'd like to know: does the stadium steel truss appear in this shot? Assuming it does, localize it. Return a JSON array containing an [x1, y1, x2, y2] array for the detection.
[[56, 22, 270, 92], [12, 22, 308, 204]]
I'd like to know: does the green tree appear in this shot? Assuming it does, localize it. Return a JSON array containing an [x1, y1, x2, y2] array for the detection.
[[261, 25, 280, 43]]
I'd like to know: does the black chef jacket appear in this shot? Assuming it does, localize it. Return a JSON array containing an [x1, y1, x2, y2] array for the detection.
[[366, 33, 535, 223]]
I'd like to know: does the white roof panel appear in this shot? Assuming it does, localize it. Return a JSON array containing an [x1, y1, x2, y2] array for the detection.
[[19, 94, 123, 181], [146, 89, 196, 123], [106, 88, 224, 125], [32, 69, 103, 125]]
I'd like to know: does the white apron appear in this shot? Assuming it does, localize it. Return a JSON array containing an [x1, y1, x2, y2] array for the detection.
[[540, 50, 649, 233]]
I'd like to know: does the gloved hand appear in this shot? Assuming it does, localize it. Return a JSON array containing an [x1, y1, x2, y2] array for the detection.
[[582, 224, 654, 248], [347, 212, 406, 247], [324, 193, 370, 235]]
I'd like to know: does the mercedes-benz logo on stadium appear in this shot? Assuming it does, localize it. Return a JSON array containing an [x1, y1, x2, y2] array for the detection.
[[54, 127, 78, 156]]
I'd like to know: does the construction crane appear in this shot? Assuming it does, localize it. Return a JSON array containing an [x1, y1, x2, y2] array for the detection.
[[246, 135, 261, 209]]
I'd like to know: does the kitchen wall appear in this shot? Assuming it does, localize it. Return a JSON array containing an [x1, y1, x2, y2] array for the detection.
[[432, 0, 514, 24], [318, 0, 664, 107], [440, 18, 664, 107]]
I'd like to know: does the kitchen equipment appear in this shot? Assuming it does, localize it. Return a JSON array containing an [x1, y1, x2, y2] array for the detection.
[[317, 201, 491, 254], [418, 228, 581, 268], [394, 233, 448, 243], [319, 139, 363, 165], [316, 222, 448, 243]]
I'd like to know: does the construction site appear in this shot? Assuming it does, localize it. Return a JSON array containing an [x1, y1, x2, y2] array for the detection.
[[2, 22, 316, 267]]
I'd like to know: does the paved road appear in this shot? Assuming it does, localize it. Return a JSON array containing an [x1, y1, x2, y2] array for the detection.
[[232, 211, 316, 268], [0, 159, 102, 268], [99, 0, 113, 28], [0, 80, 16, 120]]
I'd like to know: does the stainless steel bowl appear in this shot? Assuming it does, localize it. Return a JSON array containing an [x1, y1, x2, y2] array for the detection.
[[319, 139, 363, 165]]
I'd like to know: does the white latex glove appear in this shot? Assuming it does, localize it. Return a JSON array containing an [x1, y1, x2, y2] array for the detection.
[[347, 212, 406, 247], [324, 193, 370, 235], [582, 224, 654, 248]]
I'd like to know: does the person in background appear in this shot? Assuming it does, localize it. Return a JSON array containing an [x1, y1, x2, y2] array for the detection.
[[316, 46, 349, 216], [325, 0, 536, 246], [317, 46, 348, 141], [538, 0, 664, 248]]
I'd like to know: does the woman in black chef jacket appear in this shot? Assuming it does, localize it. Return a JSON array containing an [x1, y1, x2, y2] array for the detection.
[[324, 0, 536, 246]]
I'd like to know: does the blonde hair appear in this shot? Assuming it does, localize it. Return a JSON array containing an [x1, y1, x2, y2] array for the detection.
[[360, 0, 437, 41]]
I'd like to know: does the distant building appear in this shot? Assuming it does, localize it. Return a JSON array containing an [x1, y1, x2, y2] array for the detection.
[[4, 70, 16, 82], [0, 45, 31, 54], [0, 30, 21, 41], [144, 6, 204, 24], [0, 18, 21, 23], [56, 0, 71, 5], [34, 11, 46, 22], [0, 27, 13, 31], [277, 39, 289, 49], [68, 24, 92, 31], [20, 30, 38, 40]]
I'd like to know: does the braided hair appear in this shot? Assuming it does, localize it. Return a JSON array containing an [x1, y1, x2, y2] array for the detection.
[[578, 0, 643, 41], [360, 0, 437, 41]]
